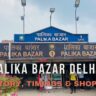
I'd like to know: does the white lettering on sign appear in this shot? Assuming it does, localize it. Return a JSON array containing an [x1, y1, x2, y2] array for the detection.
[[36, 32, 52, 36], [36, 32, 67, 37], [35, 37, 68, 42]]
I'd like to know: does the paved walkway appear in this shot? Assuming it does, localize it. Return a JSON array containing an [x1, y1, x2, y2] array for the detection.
[[17, 89, 96, 96]]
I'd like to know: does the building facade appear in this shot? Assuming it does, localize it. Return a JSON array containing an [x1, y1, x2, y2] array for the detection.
[[1, 26, 96, 89]]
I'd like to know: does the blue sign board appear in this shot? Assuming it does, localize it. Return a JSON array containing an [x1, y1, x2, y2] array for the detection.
[[14, 26, 88, 42]]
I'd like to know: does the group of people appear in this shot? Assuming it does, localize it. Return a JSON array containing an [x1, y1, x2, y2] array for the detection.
[[38, 74, 52, 92], [37, 70, 84, 94]]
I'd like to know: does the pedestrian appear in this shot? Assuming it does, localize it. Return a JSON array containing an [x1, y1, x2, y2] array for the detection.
[[44, 74, 52, 93], [70, 72, 78, 94], [78, 70, 84, 89], [38, 74, 43, 91]]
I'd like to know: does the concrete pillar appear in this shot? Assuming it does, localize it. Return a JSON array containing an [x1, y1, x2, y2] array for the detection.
[[0, 60, 6, 73]]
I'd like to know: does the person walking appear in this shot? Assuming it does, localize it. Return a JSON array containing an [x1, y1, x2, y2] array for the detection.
[[70, 72, 78, 94], [78, 70, 84, 89]]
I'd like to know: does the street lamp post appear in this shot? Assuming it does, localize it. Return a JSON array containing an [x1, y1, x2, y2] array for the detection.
[[21, 0, 26, 34], [75, 0, 80, 34], [50, 8, 55, 26]]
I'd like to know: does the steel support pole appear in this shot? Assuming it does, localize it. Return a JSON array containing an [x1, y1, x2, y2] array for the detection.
[[75, 8, 78, 34], [23, 6, 25, 34], [50, 13, 52, 26]]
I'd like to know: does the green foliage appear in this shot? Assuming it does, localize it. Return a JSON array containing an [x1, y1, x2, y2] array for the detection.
[[0, 75, 20, 93]]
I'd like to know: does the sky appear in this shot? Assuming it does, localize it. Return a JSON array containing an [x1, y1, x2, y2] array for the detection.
[[0, 0, 96, 42]]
